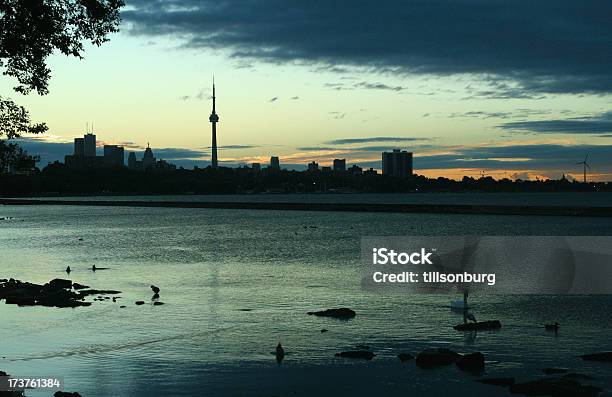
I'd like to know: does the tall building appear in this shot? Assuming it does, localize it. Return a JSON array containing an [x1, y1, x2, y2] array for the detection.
[[382, 149, 413, 177], [128, 152, 138, 169], [74, 138, 84, 156], [252, 162, 261, 171], [270, 156, 280, 170], [103, 145, 124, 168], [83, 133, 96, 157], [142, 143, 156, 169], [209, 78, 219, 169], [333, 158, 346, 172], [307, 161, 319, 172]]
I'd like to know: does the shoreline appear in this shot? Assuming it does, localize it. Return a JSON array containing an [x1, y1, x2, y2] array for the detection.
[[1, 198, 612, 217]]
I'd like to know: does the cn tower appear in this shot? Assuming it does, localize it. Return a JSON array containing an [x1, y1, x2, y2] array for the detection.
[[209, 78, 219, 169]]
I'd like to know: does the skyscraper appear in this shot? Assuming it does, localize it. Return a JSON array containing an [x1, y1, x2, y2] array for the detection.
[[382, 149, 413, 177], [209, 78, 219, 169], [270, 156, 280, 170], [333, 159, 346, 172], [84, 133, 96, 157]]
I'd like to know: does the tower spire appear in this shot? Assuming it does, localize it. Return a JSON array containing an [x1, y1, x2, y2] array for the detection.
[[209, 76, 219, 169]]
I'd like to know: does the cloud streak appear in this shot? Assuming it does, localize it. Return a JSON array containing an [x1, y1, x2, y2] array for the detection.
[[499, 111, 612, 134], [123, 0, 612, 95]]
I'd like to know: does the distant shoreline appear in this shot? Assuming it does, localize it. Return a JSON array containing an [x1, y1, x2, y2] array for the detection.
[[1, 198, 611, 217]]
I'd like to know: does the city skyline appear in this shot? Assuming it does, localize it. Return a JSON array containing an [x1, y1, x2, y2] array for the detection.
[[2, 1, 612, 181]]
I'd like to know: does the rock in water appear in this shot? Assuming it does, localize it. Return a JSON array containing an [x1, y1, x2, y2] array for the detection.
[[320, 329, 329, 333], [307, 308, 356, 319], [54, 392, 82, 397], [453, 320, 501, 331], [135, 301, 145, 305], [276, 343, 285, 362], [416, 348, 461, 369], [580, 352, 612, 362], [542, 367, 569, 375], [397, 353, 414, 362], [509, 378, 601, 396], [153, 301, 165, 306], [477, 378, 515, 387], [456, 352, 485, 373], [335, 351, 375, 360]]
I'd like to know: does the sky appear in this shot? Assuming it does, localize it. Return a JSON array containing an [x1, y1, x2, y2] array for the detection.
[[3, 0, 612, 181]]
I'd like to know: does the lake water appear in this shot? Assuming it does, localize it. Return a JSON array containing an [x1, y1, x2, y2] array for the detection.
[[1, 200, 612, 396]]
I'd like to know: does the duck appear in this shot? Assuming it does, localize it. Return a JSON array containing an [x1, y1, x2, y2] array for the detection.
[[66, 266, 71, 273], [151, 285, 160, 294], [545, 322, 560, 331], [276, 342, 285, 361]]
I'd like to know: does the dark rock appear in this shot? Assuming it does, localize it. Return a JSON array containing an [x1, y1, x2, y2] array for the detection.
[[54, 392, 82, 397], [456, 352, 485, 373], [509, 378, 601, 397], [397, 353, 414, 362], [72, 283, 89, 290], [320, 329, 329, 333], [45, 279, 73, 290], [335, 351, 375, 360], [119, 305, 126, 308], [135, 301, 145, 305], [307, 308, 356, 319], [543, 368, 569, 375], [153, 301, 165, 306], [580, 352, 612, 362], [477, 377, 515, 387], [563, 373, 594, 381], [78, 289, 121, 297], [416, 348, 461, 369], [454, 320, 502, 331]]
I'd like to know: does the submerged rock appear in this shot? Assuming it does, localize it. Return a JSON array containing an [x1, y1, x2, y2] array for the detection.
[[335, 351, 375, 360], [580, 352, 612, 362], [456, 352, 485, 373], [397, 353, 414, 362], [509, 378, 601, 396], [72, 283, 89, 290], [0, 278, 96, 308], [54, 392, 82, 397], [320, 329, 329, 333], [153, 301, 165, 306], [416, 348, 461, 369], [543, 368, 569, 375], [454, 320, 502, 331], [477, 377, 515, 387], [135, 301, 145, 305], [307, 308, 356, 319]]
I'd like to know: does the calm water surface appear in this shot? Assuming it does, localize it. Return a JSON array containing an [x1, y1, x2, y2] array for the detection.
[[1, 203, 612, 396]]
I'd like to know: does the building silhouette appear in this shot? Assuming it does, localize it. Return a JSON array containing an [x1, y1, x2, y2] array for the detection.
[[142, 143, 156, 169], [103, 145, 124, 167], [252, 162, 261, 171], [83, 133, 96, 157], [270, 156, 280, 170], [333, 159, 346, 172], [382, 149, 413, 177], [127, 143, 176, 171], [307, 161, 319, 172], [209, 78, 219, 169]]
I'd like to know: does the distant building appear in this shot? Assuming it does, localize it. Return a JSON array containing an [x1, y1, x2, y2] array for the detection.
[[270, 156, 280, 170], [74, 138, 84, 156], [333, 159, 346, 172], [83, 133, 96, 157], [142, 143, 156, 169], [252, 162, 261, 171], [382, 149, 413, 177], [364, 167, 378, 175], [321, 166, 332, 172], [103, 145, 124, 168], [127, 144, 175, 171], [307, 161, 319, 172], [349, 164, 363, 175]]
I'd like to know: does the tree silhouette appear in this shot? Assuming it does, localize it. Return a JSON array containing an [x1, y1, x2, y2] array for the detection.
[[0, 0, 124, 167]]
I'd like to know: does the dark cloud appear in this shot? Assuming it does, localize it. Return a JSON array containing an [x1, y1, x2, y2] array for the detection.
[[290, 96, 299, 100], [325, 137, 430, 145], [268, 97, 278, 102], [329, 111, 346, 119], [123, 1, 612, 95], [499, 111, 612, 134]]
